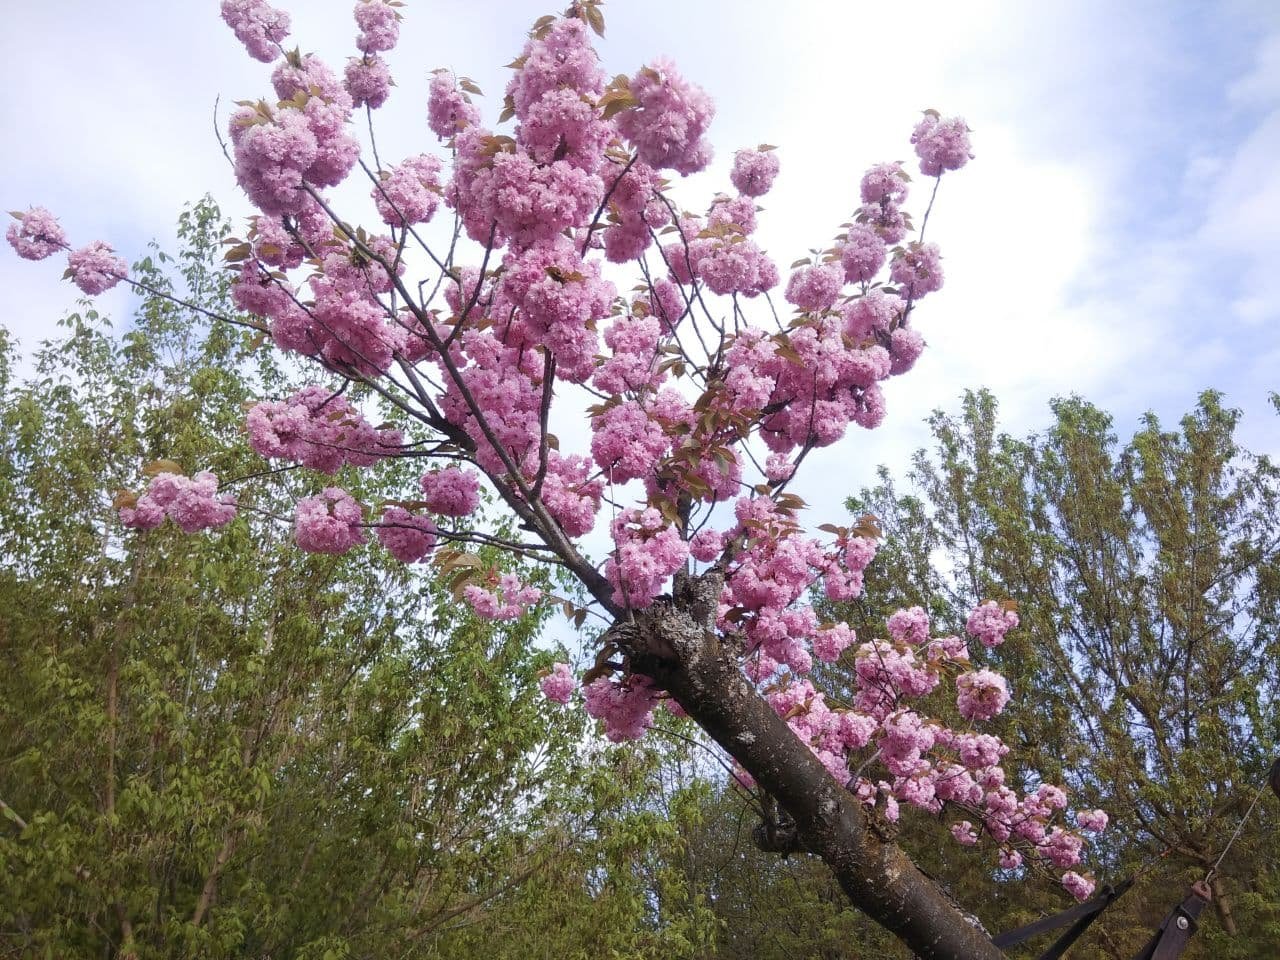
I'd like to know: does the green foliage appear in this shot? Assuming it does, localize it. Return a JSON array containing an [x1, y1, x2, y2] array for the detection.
[[830, 389, 1280, 957], [0, 199, 713, 960]]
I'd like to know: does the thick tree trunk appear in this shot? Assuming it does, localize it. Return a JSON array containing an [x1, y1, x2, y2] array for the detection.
[[614, 574, 1005, 960]]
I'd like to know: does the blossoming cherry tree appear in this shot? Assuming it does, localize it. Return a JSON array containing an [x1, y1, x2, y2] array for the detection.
[[9, 3, 1106, 957]]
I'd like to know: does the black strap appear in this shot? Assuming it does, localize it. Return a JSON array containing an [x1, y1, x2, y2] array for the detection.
[[992, 878, 1132, 953], [1130, 883, 1211, 960], [989, 756, 1272, 959]]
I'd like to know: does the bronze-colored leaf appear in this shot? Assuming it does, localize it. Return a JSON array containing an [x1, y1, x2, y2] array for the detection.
[[142, 459, 183, 478]]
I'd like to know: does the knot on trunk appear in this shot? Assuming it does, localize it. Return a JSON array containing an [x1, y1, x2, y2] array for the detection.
[[753, 804, 807, 855], [869, 804, 900, 842], [673, 567, 724, 632], [605, 568, 727, 676]]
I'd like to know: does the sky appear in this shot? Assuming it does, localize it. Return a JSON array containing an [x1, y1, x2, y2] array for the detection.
[[3, 0, 1279, 535]]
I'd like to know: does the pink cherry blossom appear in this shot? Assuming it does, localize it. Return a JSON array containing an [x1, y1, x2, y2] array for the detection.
[[1061, 871, 1096, 902], [784, 263, 844, 313], [605, 507, 689, 608], [541, 662, 577, 704], [887, 606, 930, 645], [861, 162, 910, 204], [839, 224, 887, 283], [427, 70, 481, 138], [1077, 809, 1109, 833], [294, 487, 366, 554], [247, 385, 403, 473], [618, 58, 715, 175], [890, 242, 944, 300], [583, 674, 660, 741], [120, 471, 237, 533], [731, 147, 780, 197], [67, 241, 127, 295], [220, 0, 290, 62], [911, 113, 973, 177], [7, 207, 66, 260], [967, 601, 1020, 648], [372, 154, 443, 225], [376, 506, 438, 563], [419, 466, 481, 517], [464, 572, 542, 620], [353, 0, 399, 54], [956, 669, 1011, 722], [345, 55, 392, 109]]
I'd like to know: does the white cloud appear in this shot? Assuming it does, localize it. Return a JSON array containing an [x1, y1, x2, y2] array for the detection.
[[4, 0, 1277, 517]]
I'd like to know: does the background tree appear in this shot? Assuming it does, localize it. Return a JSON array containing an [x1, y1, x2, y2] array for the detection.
[[0, 200, 716, 960], [843, 388, 1280, 957]]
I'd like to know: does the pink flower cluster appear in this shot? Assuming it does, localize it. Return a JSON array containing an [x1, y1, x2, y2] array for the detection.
[[232, 219, 411, 379], [7, 207, 66, 261], [891, 241, 944, 301], [911, 113, 973, 177], [230, 54, 358, 216], [709, 502, 880, 682], [730, 147, 780, 198], [496, 237, 616, 381], [419, 466, 480, 517], [722, 596, 1102, 890], [590, 399, 669, 483], [853, 641, 941, 717], [427, 70, 481, 139], [1076, 809, 1109, 832], [294, 486, 366, 554], [756, 312, 893, 449], [1061, 871, 1096, 901], [785, 263, 843, 313], [605, 507, 689, 608], [966, 601, 1020, 648], [518, 87, 612, 169], [220, 0, 291, 62], [540, 662, 577, 704], [508, 18, 604, 119], [453, 128, 603, 248], [353, 0, 399, 54], [65, 241, 127, 296], [376, 506, 438, 563], [618, 58, 714, 175], [436, 19, 611, 248], [600, 160, 669, 264], [433, 329, 547, 474], [538, 452, 603, 537], [120, 471, 238, 533], [593, 313, 663, 397], [839, 224, 887, 283], [663, 213, 777, 298], [584, 674, 661, 742], [345, 55, 392, 109], [372, 154, 442, 225], [247, 385, 403, 473], [955, 669, 1011, 721], [463, 573, 542, 620], [887, 606, 931, 645]]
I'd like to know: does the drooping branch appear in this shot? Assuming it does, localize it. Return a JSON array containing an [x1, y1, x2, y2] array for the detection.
[[610, 572, 1005, 960]]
